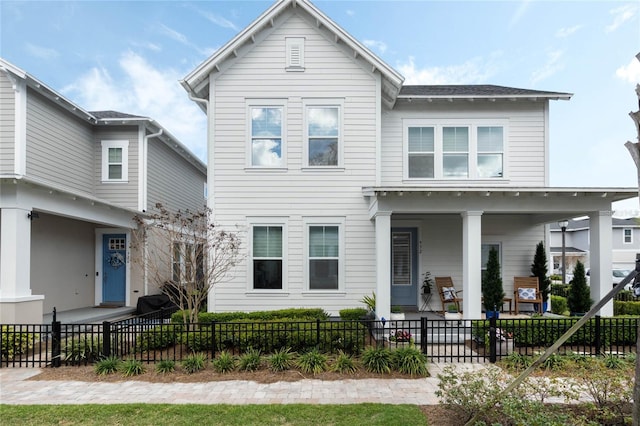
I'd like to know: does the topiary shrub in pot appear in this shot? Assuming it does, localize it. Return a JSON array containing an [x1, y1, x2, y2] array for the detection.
[[482, 247, 505, 318], [531, 241, 552, 312], [567, 260, 592, 316]]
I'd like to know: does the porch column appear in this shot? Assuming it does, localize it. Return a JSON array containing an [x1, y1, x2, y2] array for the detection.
[[374, 211, 391, 321], [461, 211, 483, 319], [589, 210, 613, 316], [0, 207, 32, 298]]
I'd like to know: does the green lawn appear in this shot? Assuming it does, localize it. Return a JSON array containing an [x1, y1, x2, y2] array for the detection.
[[0, 403, 427, 425]]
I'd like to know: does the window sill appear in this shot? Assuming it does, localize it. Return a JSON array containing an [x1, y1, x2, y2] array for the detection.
[[101, 180, 129, 184], [301, 167, 345, 172], [285, 67, 305, 72], [246, 290, 290, 296], [301, 291, 347, 296], [244, 167, 288, 173]]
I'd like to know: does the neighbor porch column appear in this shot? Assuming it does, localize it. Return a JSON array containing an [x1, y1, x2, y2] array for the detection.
[[589, 210, 613, 316], [374, 211, 392, 321], [461, 211, 483, 319]]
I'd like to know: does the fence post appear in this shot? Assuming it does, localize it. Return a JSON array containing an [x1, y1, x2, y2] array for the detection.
[[316, 319, 321, 349], [489, 316, 497, 363], [51, 309, 61, 368], [102, 321, 111, 358], [594, 315, 601, 355], [211, 320, 217, 359], [420, 317, 428, 355]]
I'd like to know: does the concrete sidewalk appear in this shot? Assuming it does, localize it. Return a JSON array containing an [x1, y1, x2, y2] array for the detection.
[[0, 364, 487, 405]]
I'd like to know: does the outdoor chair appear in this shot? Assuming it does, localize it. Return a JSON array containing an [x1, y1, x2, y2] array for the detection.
[[435, 276, 463, 313], [513, 276, 542, 314]]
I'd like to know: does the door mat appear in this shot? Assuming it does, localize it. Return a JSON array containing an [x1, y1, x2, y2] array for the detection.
[[95, 304, 124, 308]]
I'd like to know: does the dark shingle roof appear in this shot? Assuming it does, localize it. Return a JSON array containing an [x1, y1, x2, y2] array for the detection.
[[398, 85, 571, 99], [90, 110, 147, 120]]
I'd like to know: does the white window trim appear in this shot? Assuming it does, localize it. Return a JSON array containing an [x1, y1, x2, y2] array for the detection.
[[302, 99, 344, 169], [302, 217, 345, 293], [286, 37, 305, 71], [247, 217, 288, 293], [623, 228, 633, 244], [245, 100, 287, 170], [403, 119, 508, 181], [101, 140, 129, 182]]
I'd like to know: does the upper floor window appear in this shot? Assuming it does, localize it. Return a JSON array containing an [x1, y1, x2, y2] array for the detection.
[[404, 120, 506, 180], [248, 104, 285, 168], [101, 140, 128, 182], [305, 102, 342, 167], [623, 228, 632, 244]]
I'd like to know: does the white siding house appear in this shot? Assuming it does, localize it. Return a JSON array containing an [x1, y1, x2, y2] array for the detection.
[[181, 0, 636, 319], [0, 59, 206, 323]]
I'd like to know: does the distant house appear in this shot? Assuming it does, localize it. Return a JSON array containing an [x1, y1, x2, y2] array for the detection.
[[0, 58, 206, 323], [550, 217, 640, 273], [180, 0, 634, 318]]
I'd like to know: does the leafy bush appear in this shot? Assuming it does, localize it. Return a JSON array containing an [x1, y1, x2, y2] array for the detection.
[[1, 326, 38, 360], [567, 261, 592, 314], [338, 308, 368, 321], [541, 353, 567, 370], [500, 352, 533, 371], [136, 325, 180, 352], [238, 348, 262, 372], [268, 347, 293, 372], [391, 346, 427, 376], [361, 347, 392, 374], [94, 356, 120, 375], [172, 308, 329, 324], [180, 329, 212, 352], [156, 359, 176, 374], [296, 348, 327, 375], [182, 352, 207, 373], [64, 336, 102, 365], [550, 295, 568, 315], [119, 359, 145, 376], [212, 351, 236, 373], [614, 300, 640, 315], [331, 351, 357, 374]]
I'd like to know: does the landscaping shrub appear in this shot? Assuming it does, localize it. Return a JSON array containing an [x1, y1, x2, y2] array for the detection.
[[296, 348, 327, 375], [119, 359, 145, 376], [172, 308, 329, 324], [338, 308, 368, 321], [550, 295, 568, 315], [331, 350, 357, 374], [567, 261, 592, 314], [267, 347, 293, 372], [1, 326, 38, 360], [212, 351, 236, 373], [135, 325, 180, 352], [156, 359, 176, 374], [182, 352, 207, 373], [614, 300, 640, 315], [94, 356, 120, 375], [64, 336, 102, 365], [361, 347, 392, 374], [238, 348, 262, 372], [181, 329, 212, 352], [391, 346, 427, 376]]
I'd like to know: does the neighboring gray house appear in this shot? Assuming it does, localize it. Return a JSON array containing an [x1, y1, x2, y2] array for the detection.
[[180, 0, 635, 319], [0, 58, 206, 323], [550, 217, 640, 273]]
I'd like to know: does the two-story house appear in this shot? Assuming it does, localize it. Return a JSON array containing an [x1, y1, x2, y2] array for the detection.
[[180, 0, 635, 319], [0, 58, 206, 323]]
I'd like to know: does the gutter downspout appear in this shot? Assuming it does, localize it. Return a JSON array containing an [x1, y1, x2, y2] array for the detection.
[[142, 127, 163, 296]]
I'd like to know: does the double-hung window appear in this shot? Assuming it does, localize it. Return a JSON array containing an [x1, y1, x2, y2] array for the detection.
[[101, 140, 128, 182], [408, 127, 435, 178], [477, 127, 504, 178], [252, 225, 284, 289], [171, 242, 204, 286], [249, 104, 284, 168], [305, 218, 344, 291], [623, 228, 632, 244], [305, 102, 341, 167], [442, 127, 469, 178]]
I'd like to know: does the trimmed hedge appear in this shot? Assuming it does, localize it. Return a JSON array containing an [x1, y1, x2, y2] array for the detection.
[[1, 326, 38, 360], [339, 308, 368, 320], [614, 300, 640, 316], [171, 308, 329, 324], [550, 295, 568, 315]]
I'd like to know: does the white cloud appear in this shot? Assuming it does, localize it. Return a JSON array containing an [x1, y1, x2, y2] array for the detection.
[[24, 42, 59, 60], [605, 4, 638, 33], [159, 24, 189, 45], [251, 140, 282, 167], [530, 50, 564, 85], [346, 9, 355, 17], [61, 51, 206, 161], [508, 0, 532, 30], [555, 25, 582, 38], [615, 57, 640, 84], [198, 10, 238, 31], [396, 56, 498, 85], [363, 39, 387, 54]]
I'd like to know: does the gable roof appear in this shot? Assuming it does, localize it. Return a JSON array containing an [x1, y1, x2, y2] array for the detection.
[[181, 0, 404, 109], [399, 85, 572, 101]]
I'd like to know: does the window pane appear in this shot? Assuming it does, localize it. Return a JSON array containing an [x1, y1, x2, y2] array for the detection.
[[443, 127, 468, 152], [108, 147, 122, 163], [172, 243, 181, 282], [251, 108, 282, 137], [308, 139, 337, 166], [252, 139, 282, 166], [308, 107, 338, 137], [481, 244, 500, 269], [408, 154, 434, 178], [253, 226, 282, 257], [478, 127, 503, 151], [309, 226, 338, 257], [392, 233, 411, 285], [108, 165, 122, 180], [408, 127, 434, 152], [477, 154, 503, 178], [254, 260, 283, 289], [309, 259, 338, 290], [443, 154, 468, 177]]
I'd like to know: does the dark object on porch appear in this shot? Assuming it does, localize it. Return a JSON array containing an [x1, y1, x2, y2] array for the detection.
[[435, 277, 462, 313], [513, 276, 542, 314], [136, 294, 179, 315]]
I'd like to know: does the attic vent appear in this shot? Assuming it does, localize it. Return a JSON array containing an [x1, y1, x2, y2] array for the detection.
[[286, 37, 305, 71]]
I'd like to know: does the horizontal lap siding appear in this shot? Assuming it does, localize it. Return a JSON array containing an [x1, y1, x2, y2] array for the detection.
[[0, 74, 15, 174], [25, 90, 94, 194], [210, 13, 377, 314], [93, 127, 139, 209], [147, 140, 206, 213], [381, 102, 547, 186]]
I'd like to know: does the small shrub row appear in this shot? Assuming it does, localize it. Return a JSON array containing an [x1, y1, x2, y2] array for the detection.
[[338, 308, 368, 321], [171, 308, 329, 324], [1, 326, 38, 360]]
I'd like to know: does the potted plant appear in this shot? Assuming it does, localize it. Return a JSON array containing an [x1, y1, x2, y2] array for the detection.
[[388, 330, 413, 347], [531, 241, 552, 312], [390, 305, 405, 321], [421, 271, 434, 294], [482, 247, 504, 319], [567, 260, 592, 316], [444, 304, 461, 320], [360, 292, 376, 319]]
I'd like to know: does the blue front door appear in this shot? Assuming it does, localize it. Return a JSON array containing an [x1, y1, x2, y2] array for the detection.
[[390, 228, 418, 307], [102, 234, 126, 305]]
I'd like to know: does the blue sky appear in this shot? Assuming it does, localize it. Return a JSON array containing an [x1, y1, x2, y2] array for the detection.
[[2, 0, 639, 214]]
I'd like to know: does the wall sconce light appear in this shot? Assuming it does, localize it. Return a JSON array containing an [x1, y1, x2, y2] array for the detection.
[[27, 212, 40, 220]]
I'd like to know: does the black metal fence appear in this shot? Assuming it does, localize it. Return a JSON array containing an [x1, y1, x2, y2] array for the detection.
[[1, 313, 637, 367]]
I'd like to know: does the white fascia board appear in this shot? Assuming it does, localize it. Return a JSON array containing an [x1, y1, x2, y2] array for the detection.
[[397, 94, 572, 101]]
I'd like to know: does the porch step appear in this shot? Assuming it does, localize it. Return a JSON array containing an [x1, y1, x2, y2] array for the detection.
[[423, 332, 470, 344]]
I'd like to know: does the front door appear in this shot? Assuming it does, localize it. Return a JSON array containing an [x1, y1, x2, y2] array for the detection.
[[391, 228, 418, 307], [102, 234, 126, 305]]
